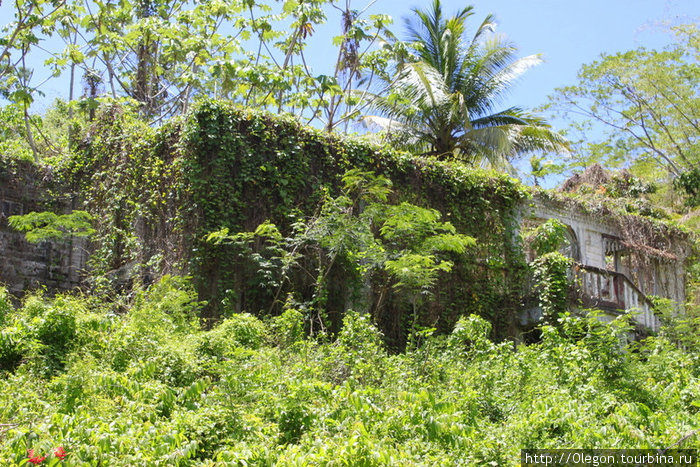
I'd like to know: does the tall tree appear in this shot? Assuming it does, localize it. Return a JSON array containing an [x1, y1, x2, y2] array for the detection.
[[2, 0, 397, 130], [364, 0, 568, 167], [544, 24, 699, 182]]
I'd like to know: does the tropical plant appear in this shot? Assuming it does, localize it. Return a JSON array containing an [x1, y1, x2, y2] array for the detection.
[[2, 281, 699, 465], [364, 0, 568, 167], [9, 210, 95, 243], [0, 0, 397, 141], [207, 169, 476, 334], [544, 24, 699, 193]]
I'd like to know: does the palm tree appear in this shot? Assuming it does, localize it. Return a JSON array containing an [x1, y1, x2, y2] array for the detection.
[[365, 0, 568, 168]]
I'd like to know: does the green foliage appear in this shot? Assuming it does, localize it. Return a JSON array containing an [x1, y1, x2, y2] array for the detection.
[[364, 0, 569, 165], [208, 169, 477, 339], [529, 155, 565, 186], [198, 313, 267, 359], [384, 253, 452, 292], [8, 210, 94, 243], [62, 103, 173, 283], [531, 252, 573, 319], [106, 276, 201, 374], [675, 167, 700, 207], [329, 310, 386, 384], [0, 288, 10, 327], [606, 172, 657, 199], [0, 105, 35, 163], [0, 326, 25, 373], [132, 275, 202, 333], [271, 305, 305, 349], [1, 286, 699, 464], [1, 0, 397, 133], [69, 100, 529, 343], [0, 293, 80, 374], [526, 218, 569, 256], [544, 24, 699, 182], [448, 314, 493, 353]]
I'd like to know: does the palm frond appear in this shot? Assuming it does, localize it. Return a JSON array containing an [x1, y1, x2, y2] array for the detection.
[[360, 0, 569, 165]]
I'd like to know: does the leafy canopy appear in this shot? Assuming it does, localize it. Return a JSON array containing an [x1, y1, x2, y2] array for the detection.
[[544, 24, 699, 183]]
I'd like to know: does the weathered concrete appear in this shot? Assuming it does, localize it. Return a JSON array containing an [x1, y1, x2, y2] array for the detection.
[[521, 193, 691, 331]]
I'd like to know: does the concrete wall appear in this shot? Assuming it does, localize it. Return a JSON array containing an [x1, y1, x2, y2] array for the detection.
[[529, 200, 618, 269], [0, 163, 88, 296], [524, 196, 689, 306]]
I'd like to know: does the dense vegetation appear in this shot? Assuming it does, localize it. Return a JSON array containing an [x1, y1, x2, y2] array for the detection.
[[1, 0, 698, 464], [1, 278, 699, 465], [61, 100, 530, 346]]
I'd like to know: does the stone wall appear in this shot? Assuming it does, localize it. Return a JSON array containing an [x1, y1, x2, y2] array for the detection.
[[0, 162, 87, 296]]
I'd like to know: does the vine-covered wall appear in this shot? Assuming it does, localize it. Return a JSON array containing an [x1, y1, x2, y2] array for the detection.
[[70, 100, 529, 346]]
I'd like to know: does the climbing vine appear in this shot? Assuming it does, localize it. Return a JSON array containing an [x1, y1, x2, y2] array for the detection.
[[206, 169, 476, 337], [531, 252, 574, 321], [524, 218, 569, 257], [69, 99, 529, 344]]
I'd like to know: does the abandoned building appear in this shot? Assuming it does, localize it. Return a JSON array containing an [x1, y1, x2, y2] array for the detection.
[[0, 160, 691, 335], [520, 166, 692, 333], [0, 163, 87, 296]]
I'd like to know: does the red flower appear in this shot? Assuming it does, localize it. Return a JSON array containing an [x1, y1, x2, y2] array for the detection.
[[27, 449, 46, 465], [54, 446, 67, 460]]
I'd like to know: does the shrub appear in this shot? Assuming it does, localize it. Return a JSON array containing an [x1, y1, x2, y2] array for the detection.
[[271, 307, 305, 349], [327, 310, 386, 383], [0, 294, 80, 374], [0, 326, 26, 372], [449, 314, 493, 353], [198, 313, 268, 359], [132, 275, 201, 334]]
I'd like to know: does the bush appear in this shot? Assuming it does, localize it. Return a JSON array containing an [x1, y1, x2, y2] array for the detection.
[[132, 275, 201, 334], [149, 341, 200, 387], [449, 314, 492, 353], [198, 313, 268, 359], [0, 326, 26, 372], [271, 307, 305, 349], [0, 294, 80, 374], [327, 310, 386, 383], [32, 297, 78, 367], [0, 276, 698, 464]]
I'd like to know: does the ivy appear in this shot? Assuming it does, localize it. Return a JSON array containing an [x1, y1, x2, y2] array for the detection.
[[526, 218, 569, 257], [70, 99, 530, 344], [531, 252, 573, 321]]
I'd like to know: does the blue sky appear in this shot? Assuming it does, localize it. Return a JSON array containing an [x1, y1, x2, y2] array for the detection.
[[2, 0, 698, 182], [346, 0, 697, 182], [337, 0, 697, 122]]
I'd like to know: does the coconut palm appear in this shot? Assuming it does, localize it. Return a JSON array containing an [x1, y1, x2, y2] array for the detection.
[[365, 0, 568, 168]]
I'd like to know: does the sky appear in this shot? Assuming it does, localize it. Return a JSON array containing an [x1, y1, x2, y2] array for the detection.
[[336, 0, 700, 122], [351, 0, 697, 184], [2, 0, 698, 183], [338, 0, 698, 122]]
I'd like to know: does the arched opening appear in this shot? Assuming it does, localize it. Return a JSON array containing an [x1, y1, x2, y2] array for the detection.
[[521, 217, 580, 262], [560, 225, 580, 262]]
